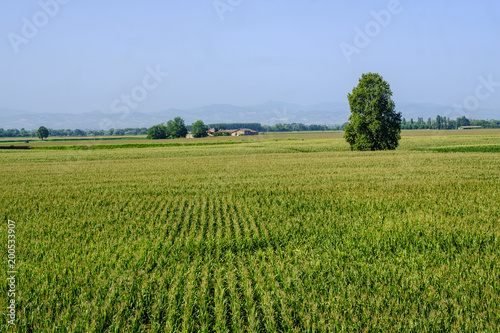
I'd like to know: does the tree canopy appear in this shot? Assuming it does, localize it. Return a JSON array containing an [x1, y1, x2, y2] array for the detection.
[[147, 117, 188, 140], [36, 126, 49, 140], [344, 73, 401, 151], [166, 117, 188, 139], [191, 120, 208, 138], [147, 123, 167, 140]]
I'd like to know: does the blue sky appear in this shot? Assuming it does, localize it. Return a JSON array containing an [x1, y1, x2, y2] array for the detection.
[[1, 0, 499, 116]]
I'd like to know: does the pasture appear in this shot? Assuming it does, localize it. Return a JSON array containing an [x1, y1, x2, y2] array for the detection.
[[1, 130, 499, 331]]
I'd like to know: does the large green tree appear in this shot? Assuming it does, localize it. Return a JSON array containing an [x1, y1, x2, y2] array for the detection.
[[36, 126, 49, 140], [147, 123, 167, 139], [191, 120, 208, 138], [344, 73, 401, 151], [166, 117, 188, 139]]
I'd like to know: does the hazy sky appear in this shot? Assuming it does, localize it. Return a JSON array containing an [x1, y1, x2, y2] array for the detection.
[[1, 0, 499, 115]]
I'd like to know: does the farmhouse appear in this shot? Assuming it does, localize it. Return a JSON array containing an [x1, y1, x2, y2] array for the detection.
[[221, 129, 238, 136], [235, 128, 258, 136], [207, 128, 259, 136], [459, 126, 482, 130]]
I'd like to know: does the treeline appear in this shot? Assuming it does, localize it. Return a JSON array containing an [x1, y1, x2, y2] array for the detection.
[[49, 128, 149, 136], [0, 123, 343, 138], [208, 123, 343, 132], [402, 116, 500, 130], [2, 116, 500, 138], [207, 123, 263, 131], [0, 127, 148, 138]]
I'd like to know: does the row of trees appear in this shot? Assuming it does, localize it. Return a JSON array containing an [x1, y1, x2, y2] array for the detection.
[[205, 123, 343, 132], [264, 123, 343, 132], [0, 126, 50, 140], [401, 116, 500, 130], [2, 116, 499, 140], [146, 118, 345, 140], [0, 127, 149, 138], [0, 128, 37, 138], [208, 123, 263, 131], [0, 121, 345, 139], [48, 127, 149, 137]]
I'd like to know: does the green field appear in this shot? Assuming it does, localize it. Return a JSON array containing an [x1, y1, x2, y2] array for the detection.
[[1, 130, 500, 332]]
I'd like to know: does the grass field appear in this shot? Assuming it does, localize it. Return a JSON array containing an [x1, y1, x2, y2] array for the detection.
[[1, 130, 500, 332]]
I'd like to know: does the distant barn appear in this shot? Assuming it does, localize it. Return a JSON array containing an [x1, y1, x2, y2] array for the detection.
[[235, 129, 258, 136], [207, 128, 259, 136], [459, 126, 482, 130]]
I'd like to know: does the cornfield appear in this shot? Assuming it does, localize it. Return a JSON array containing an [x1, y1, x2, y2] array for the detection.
[[1, 130, 499, 331]]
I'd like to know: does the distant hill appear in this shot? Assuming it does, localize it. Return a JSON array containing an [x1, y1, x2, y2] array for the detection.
[[0, 102, 496, 130]]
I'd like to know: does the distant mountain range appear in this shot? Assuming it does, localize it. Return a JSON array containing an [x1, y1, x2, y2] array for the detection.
[[0, 102, 497, 130]]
